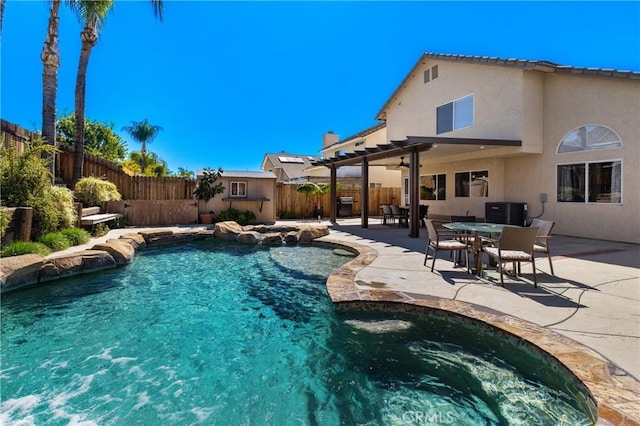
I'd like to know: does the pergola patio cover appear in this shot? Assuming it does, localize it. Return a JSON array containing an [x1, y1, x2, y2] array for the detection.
[[312, 136, 521, 238]]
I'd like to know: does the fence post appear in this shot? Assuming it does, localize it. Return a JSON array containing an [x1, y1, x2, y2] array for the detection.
[[14, 207, 33, 241]]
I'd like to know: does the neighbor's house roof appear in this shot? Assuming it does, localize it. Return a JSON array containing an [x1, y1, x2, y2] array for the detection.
[[376, 52, 640, 120], [260, 153, 323, 181], [196, 170, 277, 179], [321, 122, 386, 152], [222, 170, 277, 179]]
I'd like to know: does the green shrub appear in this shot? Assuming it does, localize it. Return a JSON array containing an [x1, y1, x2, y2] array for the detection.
[[0, 138, 55, 207], [49, 185, 77, 228], [74, 176, 122, 207], [29, 193, 60, 235], [92, 223, 110, 237], [111, 215, 130, 229], [277, 210, 297, 220], [60, 227, 91, 245], [39, 232, 71, 251], [1, 241, 51, 257], [0, 138, 64, 236], [0, 209, 10, 239], [217, 208, 256, 226]]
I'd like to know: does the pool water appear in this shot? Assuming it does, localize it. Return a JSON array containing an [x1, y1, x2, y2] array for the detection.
[[1, 240, 595, 425]]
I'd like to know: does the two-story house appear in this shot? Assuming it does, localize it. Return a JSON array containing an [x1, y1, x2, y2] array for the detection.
[[315, 53, 639, 243]]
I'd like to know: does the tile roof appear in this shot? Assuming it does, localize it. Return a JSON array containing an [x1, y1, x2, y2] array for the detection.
[[322, 122, 386, 151]]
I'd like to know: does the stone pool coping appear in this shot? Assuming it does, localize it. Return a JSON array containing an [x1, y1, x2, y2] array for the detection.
[[318, 237, 640, 426]]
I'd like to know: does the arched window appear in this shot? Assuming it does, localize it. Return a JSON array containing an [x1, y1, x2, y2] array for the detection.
[[557, 125, 622, 154]]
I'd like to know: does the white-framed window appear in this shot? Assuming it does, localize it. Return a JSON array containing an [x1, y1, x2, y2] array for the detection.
[[230, 181, 247, 197], [557, 160, 622, 203], [420, 174, 446, 200], [557, 124, 622, 154], [455, 170, 489, 197], [436, 94, 474, 134]]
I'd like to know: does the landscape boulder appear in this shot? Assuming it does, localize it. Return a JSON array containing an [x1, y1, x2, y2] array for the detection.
[[0, 254, 44, 293], [93, 241, 136, 265], [214, 221, 244, 241], [297, 226, 330, 244]]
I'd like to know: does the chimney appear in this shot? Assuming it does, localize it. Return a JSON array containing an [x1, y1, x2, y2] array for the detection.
[[322, 131, 339, 149]]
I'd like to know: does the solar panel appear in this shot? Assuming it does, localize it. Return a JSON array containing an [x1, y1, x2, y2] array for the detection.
[[278, 156, 304, 164]]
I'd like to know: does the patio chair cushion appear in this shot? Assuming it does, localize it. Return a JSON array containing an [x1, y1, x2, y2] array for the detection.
[[533, 243, 548, 252], [484, 247, 532, 261], [433, 240, 468, 250]]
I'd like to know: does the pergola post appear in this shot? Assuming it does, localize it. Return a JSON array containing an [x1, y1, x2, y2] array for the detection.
[[409, 149, 420, 238], [330, 166, 337, 223], [361, 157, 369, 228]]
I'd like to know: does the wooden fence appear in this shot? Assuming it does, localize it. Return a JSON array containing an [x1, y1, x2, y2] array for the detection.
[[3, 120, 402, 223], [105, 200, 198, 226], [1, 119, 197, 200], [277, 184, 401, 218]]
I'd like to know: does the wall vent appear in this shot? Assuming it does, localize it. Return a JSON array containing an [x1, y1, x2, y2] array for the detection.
[[432, 65, 439, 79], [423, 69, 430, 83]]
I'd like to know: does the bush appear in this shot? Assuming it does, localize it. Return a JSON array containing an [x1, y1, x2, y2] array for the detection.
[[39, 232, 71, 251], [0, 138, 64, 236], [92, 223, 110, 237], [74, 176, 122, 207], [277, 210, 297, 220], [0, 210, 10, 239], [49, 185, 77, 228], [0, 138, 55, 207], [60, 227, 91, 245], [216, 208, 256, 226], [1, 241, 51, 257], [110, 215, 130, 229]]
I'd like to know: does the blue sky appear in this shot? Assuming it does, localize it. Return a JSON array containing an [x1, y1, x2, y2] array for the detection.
[[2, 1, 639, 173]]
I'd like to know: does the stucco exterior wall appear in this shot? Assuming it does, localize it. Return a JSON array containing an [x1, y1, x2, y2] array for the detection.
[[539, 74, 640, 243], [200, 177, 277, 224], [318, 126, 401, 187], [385, 60, 525, 143]]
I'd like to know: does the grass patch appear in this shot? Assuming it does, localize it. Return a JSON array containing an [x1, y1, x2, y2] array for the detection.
[[1, 241, 51, 257], [39, 232, 71, 251], [60, 227, 91, 246]]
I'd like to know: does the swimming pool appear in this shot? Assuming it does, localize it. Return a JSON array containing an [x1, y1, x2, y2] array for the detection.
[[1, 239, 595, 424]]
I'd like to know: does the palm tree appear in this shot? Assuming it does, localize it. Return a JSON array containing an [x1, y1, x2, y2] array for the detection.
[[41, 0, 62, 181], [121, 119, 163, 174], [0, 0, 6, 33], [71, 0, 113, 184], [71, 0, 163, 184], [296, 182, 332, 218]]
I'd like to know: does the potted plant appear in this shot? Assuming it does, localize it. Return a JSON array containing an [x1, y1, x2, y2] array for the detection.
[[193, 168, 225, 224]]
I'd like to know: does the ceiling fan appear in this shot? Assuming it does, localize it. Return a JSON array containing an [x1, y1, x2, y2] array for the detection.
[[396, 157, 410, 168]]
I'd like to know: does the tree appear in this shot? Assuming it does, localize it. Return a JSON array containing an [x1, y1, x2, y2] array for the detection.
[[174, 167, 195, 179], [121, 119, 163, 174], [122, 151, 169, 177], [193, 168, 225, 203], [41, 0, 62, 181], [57, 113, 126, 163], [71, 0, 113, 184]]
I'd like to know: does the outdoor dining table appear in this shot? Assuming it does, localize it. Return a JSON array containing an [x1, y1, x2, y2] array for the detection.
[[442, 222, 519, 274]]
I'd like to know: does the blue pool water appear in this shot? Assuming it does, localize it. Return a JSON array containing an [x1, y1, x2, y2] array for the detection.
[[1, 240, 595, 425]]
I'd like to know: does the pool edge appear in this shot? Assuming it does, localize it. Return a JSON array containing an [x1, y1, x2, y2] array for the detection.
[[318, 237, 640, 426]]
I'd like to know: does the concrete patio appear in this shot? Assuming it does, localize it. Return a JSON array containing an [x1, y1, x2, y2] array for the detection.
[[321, 218, 639, 380]]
